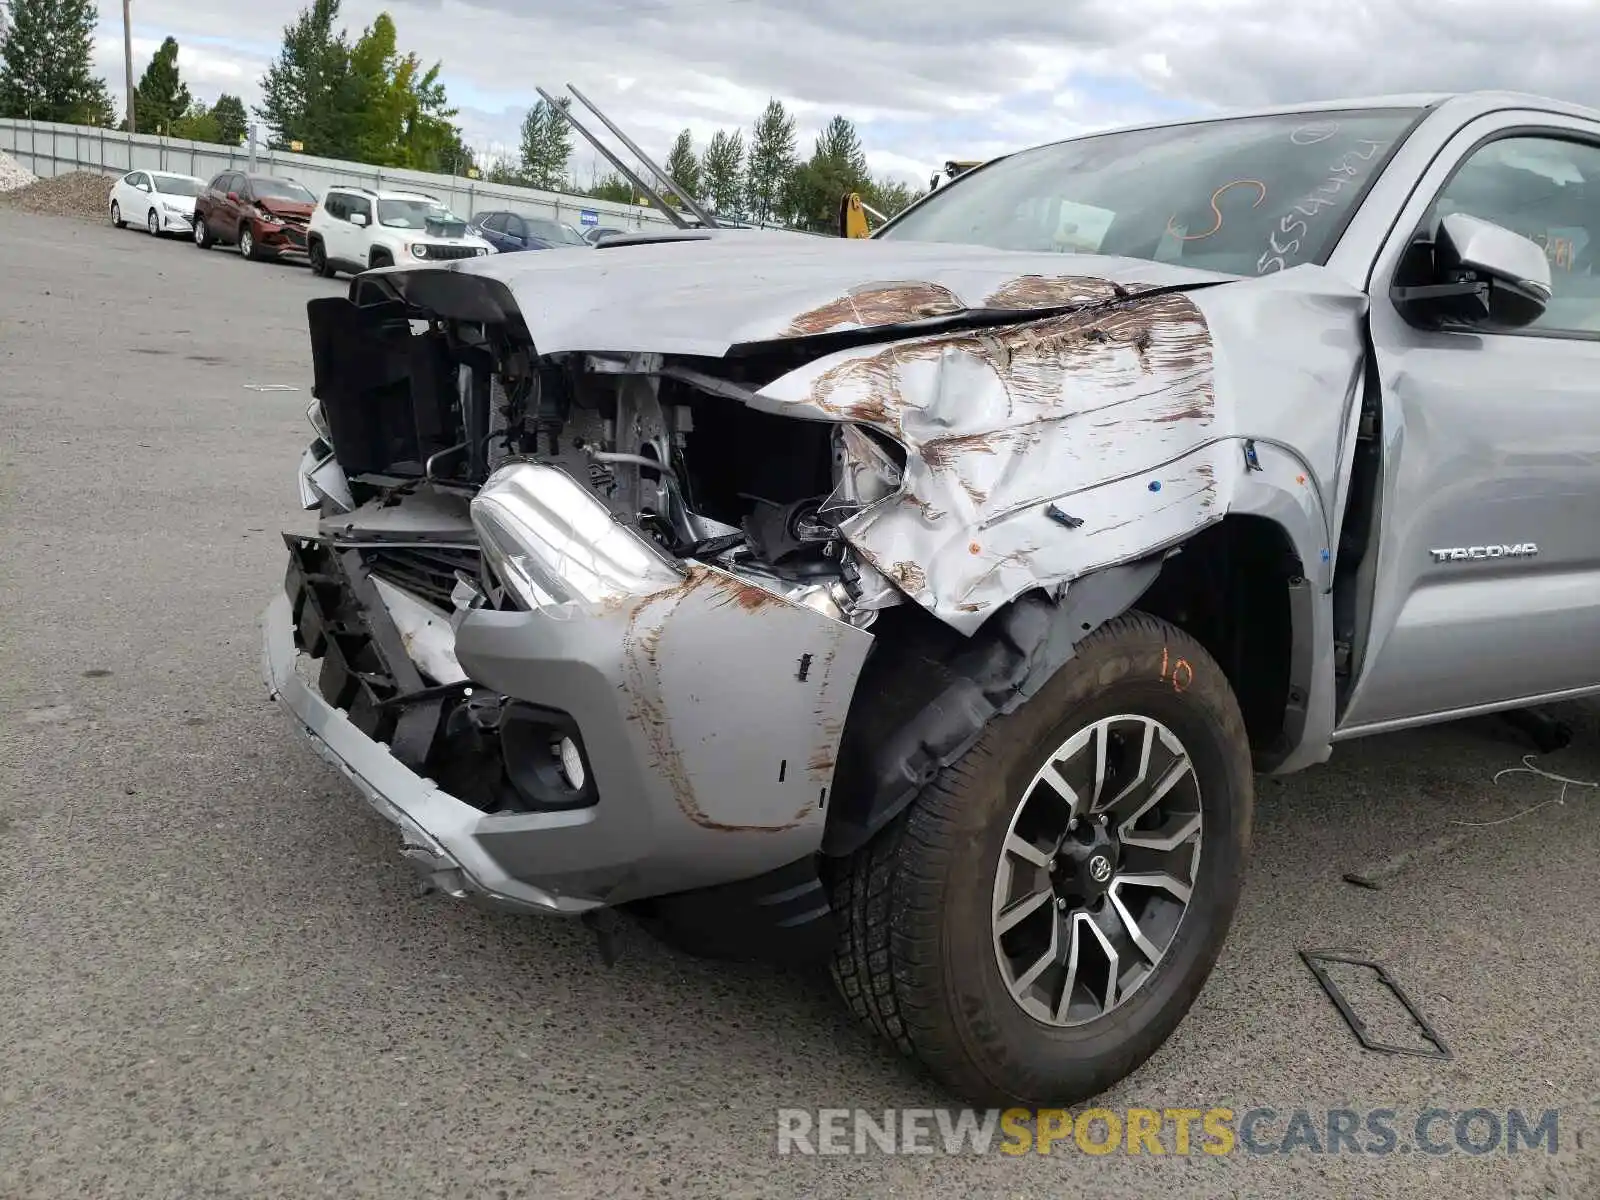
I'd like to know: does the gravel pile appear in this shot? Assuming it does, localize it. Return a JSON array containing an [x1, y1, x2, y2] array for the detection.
[[0, 170, 114, 220], [0, 150, 35, 193]]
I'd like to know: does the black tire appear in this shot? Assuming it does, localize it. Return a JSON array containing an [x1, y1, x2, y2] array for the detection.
[[111, 201, 124, 228], [827, 612, 1253, 1106], [239, 224, 262, 261], [368, 248, 393, 270], [308, 237, 332, 277], [147, 208, 160, 236], [194, 216, 213, 249]]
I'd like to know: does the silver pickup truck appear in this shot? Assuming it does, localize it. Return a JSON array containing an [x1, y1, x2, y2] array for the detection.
[[263, 90, 1600, 1106]]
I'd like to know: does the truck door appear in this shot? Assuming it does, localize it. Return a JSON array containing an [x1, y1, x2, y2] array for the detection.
[[1341, 113, 1600, 734]]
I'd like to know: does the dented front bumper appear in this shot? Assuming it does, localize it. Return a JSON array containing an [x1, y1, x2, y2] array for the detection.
[[262, 468, 875, 915]]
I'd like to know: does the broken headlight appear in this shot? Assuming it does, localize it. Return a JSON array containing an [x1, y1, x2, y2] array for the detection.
[[306, 398, 332, 448], [470, 461, 684, 613]]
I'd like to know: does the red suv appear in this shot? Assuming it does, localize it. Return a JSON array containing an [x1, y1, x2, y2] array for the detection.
[[193, 171, 318, 262]]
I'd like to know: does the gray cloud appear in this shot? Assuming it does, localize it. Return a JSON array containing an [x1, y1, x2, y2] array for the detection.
[[96, 0, 1600, 184]]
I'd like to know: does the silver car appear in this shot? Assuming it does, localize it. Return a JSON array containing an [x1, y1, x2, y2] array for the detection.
[[265, 90, 1600, 1105]]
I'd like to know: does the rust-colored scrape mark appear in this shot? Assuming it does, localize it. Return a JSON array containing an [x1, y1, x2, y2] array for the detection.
[[705, 571, 785, 613], [784, 281, 966, 338], [1153, 402, 1209, 424], [888, 560, 927, 594], [983, 274, 1123, 310], [618, 567, 803, 833], [807, 643, 845, 784], [805, 290, 1213, 431]]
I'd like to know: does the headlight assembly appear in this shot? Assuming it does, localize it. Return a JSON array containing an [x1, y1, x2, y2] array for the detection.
[[470, 462, 683, 613], [410, 243, 429, 258], [306, 398, 332, 446]]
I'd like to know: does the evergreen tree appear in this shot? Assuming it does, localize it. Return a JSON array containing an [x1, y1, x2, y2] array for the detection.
[[0, 0, 115, 124], [516, 96, 573, 191], [254, 0, 353, 155], [130, 36, 190, 134], [700, 127, 743, 219], [586, 171, 634, 204], [782, 114, 872, 232], [662, 128, 700, 206], [210, 93, 247, 144], [743, 97, 795, 225]]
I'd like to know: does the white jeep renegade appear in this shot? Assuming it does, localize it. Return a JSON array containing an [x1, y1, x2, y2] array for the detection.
[[307, 187, 495, 278]]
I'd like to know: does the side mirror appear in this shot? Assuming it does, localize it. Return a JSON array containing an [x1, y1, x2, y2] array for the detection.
[[350, 212, 368, 227], [1395, 212, 1553, 329], [137, 182, 151, 192], [226, 191, 239, 203]]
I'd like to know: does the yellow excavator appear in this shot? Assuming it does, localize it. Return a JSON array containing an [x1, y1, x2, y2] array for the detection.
[[839, 158, 983, 238]]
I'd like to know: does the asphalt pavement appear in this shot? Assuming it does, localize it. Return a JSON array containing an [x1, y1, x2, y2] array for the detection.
[[1, 208, 1596, 1199]]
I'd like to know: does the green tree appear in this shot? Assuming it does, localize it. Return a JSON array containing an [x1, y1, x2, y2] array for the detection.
[[700, 127, 743, 219], [255, 0, 353, 155], [662, 128, 700, 207], [0, 0, 115, 124], [744, 97, 795, 226], [168, 99, 219, 143], [254, 3, 466, 170], [862, 175, 919, 219], [585, 171, 635, 205], [781, 114, 872, 232], [130, 35, 190, 134], [210, 93, 247, 144], [516, 97, 573, 190]]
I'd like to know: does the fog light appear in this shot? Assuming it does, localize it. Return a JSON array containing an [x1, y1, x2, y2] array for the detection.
[[557, 736, 586, 790]]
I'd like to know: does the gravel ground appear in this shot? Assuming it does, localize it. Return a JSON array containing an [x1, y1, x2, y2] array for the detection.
[[0, 149, 34, 193], [0, 168, 113, 218], [0, 208, 1596, 1200]]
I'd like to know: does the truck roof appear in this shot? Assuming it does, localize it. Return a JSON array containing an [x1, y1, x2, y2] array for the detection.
[[1017, 90, 1600, 157]]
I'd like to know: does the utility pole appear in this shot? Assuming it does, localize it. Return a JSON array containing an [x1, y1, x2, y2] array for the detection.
[[122, 0, 136, 133]]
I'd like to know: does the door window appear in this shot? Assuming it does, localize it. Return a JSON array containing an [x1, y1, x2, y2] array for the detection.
[[480, 212, 507, 233], [1420, 134, 1600, 334], [325, 193, 347, 220], [506, 216, 526, 240], [348, 195, 373, 223]]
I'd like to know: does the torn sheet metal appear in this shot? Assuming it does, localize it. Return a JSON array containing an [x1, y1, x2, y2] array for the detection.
[[755, 289, 1236, 633], [372, 576, 468, 685]]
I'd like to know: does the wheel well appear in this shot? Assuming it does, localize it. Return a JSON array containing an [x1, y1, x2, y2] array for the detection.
[[1135, 515, 1303, 763], [369, 247, 392, 267]]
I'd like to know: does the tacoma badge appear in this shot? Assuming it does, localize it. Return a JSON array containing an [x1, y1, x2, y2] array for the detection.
[[1428, 543, 1538, 563]]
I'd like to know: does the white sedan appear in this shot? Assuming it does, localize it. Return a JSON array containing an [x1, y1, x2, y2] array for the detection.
[[109, 170, 206, 237]]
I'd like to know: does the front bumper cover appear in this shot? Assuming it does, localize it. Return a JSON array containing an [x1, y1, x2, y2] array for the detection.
[[262, 468, 875, 914]]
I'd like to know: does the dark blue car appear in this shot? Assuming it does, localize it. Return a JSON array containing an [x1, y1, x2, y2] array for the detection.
[[468, 210, 592, 252]]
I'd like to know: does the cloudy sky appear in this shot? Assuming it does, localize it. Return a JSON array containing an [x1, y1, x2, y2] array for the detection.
[[93, 0, 1600, 185]]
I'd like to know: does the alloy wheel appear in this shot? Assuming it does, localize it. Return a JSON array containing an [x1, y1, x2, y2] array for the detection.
[[148, 209, 159, 235], [240, 228, 253, 258], [990, 713, 1203, 1027]]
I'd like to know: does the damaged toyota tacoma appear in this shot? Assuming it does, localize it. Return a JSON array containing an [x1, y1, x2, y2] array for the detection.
[[262, 91, 1600, 1105]]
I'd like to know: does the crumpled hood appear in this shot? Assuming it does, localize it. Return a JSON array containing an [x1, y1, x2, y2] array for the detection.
[[365, 231, 1369, 635], [372, 232, 1237, 357], [257, 198, 313, 221]]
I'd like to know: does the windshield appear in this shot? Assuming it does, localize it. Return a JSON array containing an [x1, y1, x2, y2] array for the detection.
[[880, 109, 1421, 276], [152, 175, 201, 198], [526, 217, 589, 246], [252, 178, 316, 203], [379, 198, 463, 228]]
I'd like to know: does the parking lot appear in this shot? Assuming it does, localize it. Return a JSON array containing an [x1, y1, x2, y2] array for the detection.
[[0, 205, 1596, 1199]]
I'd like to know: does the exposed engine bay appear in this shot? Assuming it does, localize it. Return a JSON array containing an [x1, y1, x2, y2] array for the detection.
[[305, 292, 908, 632]]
